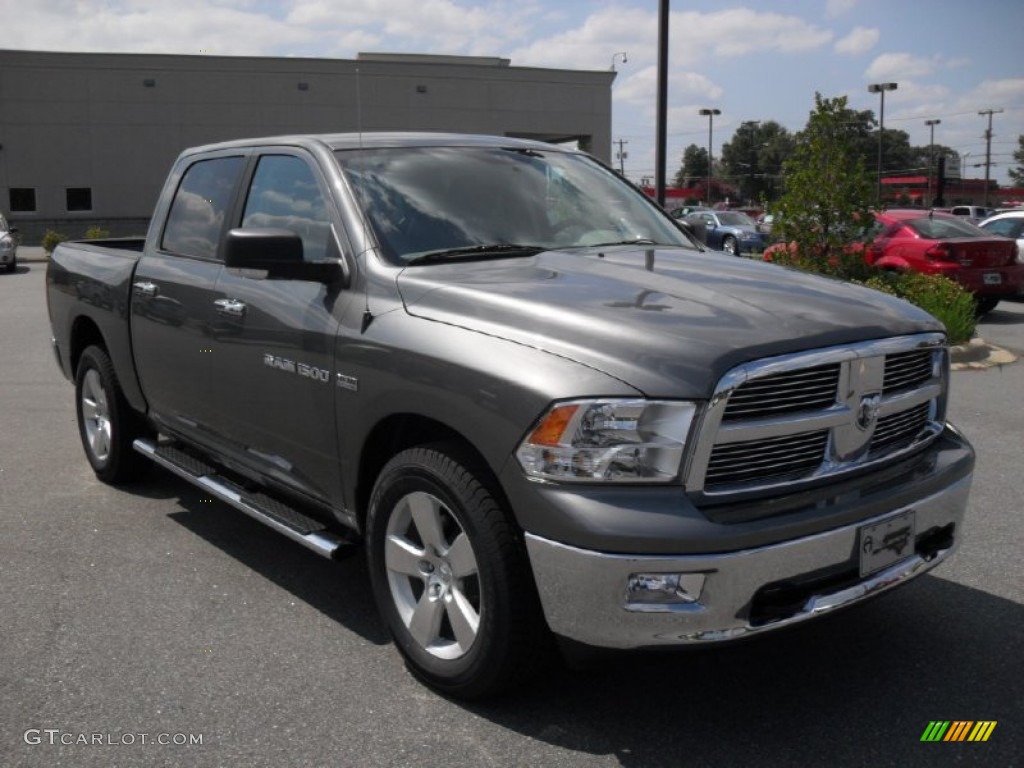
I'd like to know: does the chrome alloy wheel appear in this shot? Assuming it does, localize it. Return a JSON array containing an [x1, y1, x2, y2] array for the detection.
[[384, 490, 482, 660], [80, 369, 112, 463]]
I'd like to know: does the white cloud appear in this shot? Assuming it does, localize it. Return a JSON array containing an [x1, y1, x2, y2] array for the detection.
[[866, 52, 940, 81], [508, 7, 832, 72], [826, 0, 858, 19], [834, 27, 879, 55], [616, 67, 723, 112]]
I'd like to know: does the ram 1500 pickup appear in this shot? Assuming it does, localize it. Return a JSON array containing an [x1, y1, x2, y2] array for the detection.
[[47, 133, 975, 699]]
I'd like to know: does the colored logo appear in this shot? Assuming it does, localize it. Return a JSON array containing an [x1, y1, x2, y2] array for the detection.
[[921, 721, 997, 742]]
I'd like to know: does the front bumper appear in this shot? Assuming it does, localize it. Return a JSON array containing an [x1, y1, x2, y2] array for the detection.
[[525, 472, 971, 649]]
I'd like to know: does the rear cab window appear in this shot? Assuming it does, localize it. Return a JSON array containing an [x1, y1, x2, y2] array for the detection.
[[161, 156, 246, 260]]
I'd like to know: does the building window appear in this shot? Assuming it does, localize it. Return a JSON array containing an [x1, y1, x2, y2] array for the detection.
[[9, 188, 36, 213], [66, 188, 93, 212]]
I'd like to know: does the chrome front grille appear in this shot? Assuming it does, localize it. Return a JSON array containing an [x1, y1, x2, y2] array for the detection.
[[687, 334, 947, 497], [705, 430, 829, 486], [883, 349, 934, 393], [722, 364, 840, 421]]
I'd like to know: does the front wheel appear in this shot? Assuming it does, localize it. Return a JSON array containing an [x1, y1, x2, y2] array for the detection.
[[366, 444, 547, 699], [75, 345, 150, 484], [722, 235, 737, 255]]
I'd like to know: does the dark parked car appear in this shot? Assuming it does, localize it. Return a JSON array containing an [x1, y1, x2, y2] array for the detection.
[[683, 209, 765, 254]]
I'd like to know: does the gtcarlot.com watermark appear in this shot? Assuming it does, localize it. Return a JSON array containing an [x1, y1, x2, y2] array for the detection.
[[24, 729, 203, 747]]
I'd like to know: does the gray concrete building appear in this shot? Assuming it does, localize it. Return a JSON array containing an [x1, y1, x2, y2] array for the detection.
[[0, 49, 615, 243]]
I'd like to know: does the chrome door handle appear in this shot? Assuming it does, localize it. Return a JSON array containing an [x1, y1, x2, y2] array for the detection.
[[214, 298, 247, 318], [133, 281, 159, 297]]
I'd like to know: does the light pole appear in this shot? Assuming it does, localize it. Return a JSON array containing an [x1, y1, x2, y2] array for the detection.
[[868, 82, 898, 207], [610, 51, 628, 71], [925, 118, 941, 206], [699, 108, 721, 205]]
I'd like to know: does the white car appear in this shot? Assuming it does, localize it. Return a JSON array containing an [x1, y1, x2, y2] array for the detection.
[[0, 214, 18, 273], [950, 205, 993, 224], [979, 210, 1024, 295]]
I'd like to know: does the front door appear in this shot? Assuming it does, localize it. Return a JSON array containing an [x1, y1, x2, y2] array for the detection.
[[206, 151, 353, 504]]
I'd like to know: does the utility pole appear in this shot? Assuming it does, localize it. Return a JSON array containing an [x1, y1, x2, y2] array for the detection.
[[978, 108, 1003, 208], [614, 139, 629, 176]]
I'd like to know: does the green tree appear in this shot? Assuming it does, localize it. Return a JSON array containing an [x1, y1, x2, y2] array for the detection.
[[773, 93, 875, 279], [673, 144, 708, 188], [720, 120, 795, 204], [1009, 135, 1024, 186]]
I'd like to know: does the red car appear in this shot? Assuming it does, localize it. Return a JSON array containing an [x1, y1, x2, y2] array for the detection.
[[766, 209, 1024, 314], [866, 210, 1023, 313]]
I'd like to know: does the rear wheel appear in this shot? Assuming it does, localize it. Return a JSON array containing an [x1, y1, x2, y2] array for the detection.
[[75, 345, 150, 484], [366, 443, 547, 699], [722, 235, 737, 255], [975, 296, 999, 316]]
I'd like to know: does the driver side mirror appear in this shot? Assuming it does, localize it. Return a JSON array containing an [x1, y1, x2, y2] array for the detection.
[[224, 228, 346, 285]]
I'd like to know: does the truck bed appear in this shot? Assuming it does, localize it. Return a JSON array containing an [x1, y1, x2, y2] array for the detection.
[[46, 238, 147, 411]]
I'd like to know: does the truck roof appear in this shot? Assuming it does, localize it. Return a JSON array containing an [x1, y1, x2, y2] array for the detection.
[[182, 132, 577, 155]]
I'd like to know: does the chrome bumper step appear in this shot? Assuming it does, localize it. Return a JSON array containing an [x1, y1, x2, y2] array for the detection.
[[133, 438, 355, 559]]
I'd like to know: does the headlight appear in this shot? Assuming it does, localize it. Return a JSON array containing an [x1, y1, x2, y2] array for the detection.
[[516, 399, 697, 483], [0, 237, 12, 253]]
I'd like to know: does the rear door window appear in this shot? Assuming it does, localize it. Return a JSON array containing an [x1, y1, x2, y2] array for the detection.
[[162, 156, 245, 260]]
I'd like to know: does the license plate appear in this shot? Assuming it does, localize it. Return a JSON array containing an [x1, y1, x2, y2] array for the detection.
[[983, 272, 1002, 285], [858, 510, 916, 577]]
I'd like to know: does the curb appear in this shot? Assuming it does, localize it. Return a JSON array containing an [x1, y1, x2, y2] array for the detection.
[[950, 338, 1018, 370]]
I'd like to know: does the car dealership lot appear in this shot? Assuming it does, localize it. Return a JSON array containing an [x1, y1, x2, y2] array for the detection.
[[2, 263, 1021, 767]]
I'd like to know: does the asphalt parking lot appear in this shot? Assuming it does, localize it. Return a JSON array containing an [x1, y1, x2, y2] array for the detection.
[[1, 261, 1021, 767]]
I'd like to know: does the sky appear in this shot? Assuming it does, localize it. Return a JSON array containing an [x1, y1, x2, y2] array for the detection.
[[4, 0, 1023, 185]]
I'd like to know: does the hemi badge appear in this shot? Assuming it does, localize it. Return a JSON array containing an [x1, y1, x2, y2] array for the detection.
[[336, 373, 359, 392]]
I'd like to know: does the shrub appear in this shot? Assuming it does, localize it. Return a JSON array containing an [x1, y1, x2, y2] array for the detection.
[[863, 272, 976, 345], [42, 230, 69, 254], [85, 226, 110, 240]]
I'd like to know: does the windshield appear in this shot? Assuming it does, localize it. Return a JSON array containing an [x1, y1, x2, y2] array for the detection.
[[334, 146, 695, 263], [906, 216, 987, 239]]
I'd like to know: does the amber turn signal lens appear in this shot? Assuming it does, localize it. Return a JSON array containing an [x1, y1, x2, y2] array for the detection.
[[527, 404, 579, 446]]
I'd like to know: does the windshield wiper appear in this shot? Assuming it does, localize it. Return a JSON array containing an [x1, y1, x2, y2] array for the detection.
[[582, 238, 661, 248], [407, 244, 545, 265]]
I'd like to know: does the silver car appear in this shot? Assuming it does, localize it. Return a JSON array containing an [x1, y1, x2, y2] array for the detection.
[[0, 214, 18, 273], [979, 210, 1024, 295]]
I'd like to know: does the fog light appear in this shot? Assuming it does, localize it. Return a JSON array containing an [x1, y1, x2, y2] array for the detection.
[[626, 572, 706, 609]]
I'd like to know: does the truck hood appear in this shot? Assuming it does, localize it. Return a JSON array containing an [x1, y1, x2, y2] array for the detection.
[[395, 246, 943, 397]]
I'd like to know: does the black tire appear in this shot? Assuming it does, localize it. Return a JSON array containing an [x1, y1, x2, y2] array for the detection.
[[974, 296, 999, 316], [722, 235, 737, 255], [366, 443, 548, 699], [4, 257, 14, 273], [74, 345, 150, 484]]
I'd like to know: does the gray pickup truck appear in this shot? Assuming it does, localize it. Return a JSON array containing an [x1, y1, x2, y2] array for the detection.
[[47, 133, 974, 698]]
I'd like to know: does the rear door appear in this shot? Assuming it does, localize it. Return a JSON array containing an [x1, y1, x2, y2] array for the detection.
[[131, 152, 247, 441], [205, 150, 354, 504]]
